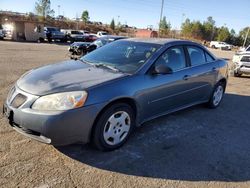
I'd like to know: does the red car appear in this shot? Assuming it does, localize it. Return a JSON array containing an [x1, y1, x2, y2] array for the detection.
[[86, 34, 98, 42]]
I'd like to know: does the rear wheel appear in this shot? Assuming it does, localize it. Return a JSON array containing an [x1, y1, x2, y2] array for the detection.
[[207, 82, 225, 108], [92, 103, 135, 151], [37, 37, 44, 43], [233, 71, 242, 77]]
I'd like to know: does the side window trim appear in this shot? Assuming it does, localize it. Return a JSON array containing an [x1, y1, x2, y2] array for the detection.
[[185, 45, 212, 67], [183, 46, 191, 67], [204, 51, 215, 62], [148, 45, 188, 74]]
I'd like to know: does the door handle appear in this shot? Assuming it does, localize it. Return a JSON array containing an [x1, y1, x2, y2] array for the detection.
[[183, 75, 190, 80]]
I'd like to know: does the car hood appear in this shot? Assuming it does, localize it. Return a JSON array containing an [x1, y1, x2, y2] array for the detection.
[[71, 42, 91, 47], [17, 60, 126, 96], [236, 51, 250, 56]]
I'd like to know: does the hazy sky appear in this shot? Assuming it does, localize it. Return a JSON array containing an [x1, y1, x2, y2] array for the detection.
[[0, 0, 249, 33]]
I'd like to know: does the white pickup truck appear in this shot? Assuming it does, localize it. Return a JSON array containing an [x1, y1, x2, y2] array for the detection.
[[97, 31, 108, 38], [232, 45, 250, 77], [233, 45, 250, 77], [210, 41, 232, 50]]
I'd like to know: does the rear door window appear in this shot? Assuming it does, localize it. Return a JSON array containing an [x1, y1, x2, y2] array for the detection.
[[205, 52, 215, 62], [187, 46, 206, 66]]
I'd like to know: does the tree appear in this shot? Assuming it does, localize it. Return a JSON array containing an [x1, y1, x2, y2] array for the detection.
[[110, 18, 115, 30], [216, 26, 230, 42], [203, 16, 215, 40], [239, 27, 250, 47], [81, 10, 89, 24], [230, 29, 236, 36], [159, 16, 171, 36], [181, 18, 192, 38], [181, 19, 204, 39], [191, 21, 204, 39], [35, 0, 54, 20]]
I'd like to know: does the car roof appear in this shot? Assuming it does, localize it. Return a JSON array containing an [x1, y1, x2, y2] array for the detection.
[[122, 38, 191, 45], [100, 35, 127, 39]]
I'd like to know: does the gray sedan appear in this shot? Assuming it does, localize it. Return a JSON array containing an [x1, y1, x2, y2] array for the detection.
[[3, 38, 228, 151]]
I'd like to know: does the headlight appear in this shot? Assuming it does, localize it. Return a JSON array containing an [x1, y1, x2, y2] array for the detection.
[[32, 91, 88, 111]]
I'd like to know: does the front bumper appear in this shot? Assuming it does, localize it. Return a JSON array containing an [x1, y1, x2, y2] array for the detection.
[[3, 86, 106, 146], [233, 62, 250, 74]]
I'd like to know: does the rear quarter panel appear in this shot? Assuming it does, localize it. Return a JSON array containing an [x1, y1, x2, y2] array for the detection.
[[217, 59, 229, 83]]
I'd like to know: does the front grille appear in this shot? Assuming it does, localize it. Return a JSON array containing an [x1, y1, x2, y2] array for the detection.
[[11, 93, 27, 108], [241, 56, 250, 62]]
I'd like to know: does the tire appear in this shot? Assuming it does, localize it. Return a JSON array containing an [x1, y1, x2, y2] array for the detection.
[[37, 37, 44, 43], [60, 38, 66, 43], [233, 71, 242, 77], [207, 82, 225, 109], [92, 103, 135, 151]]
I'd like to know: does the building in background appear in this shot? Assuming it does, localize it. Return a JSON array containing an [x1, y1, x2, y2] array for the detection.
[[0, 11, 45, 42], [135, 29, 158, 38]]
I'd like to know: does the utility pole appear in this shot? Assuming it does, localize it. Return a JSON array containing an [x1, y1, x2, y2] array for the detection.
[[58, 5, 61, 16], [243, 27, 250, 48], [159, 0, 165, 37], [76, 13, 79, 30]]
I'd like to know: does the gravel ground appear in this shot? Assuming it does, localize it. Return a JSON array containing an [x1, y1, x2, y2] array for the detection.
[[0, 41, 250, 188]]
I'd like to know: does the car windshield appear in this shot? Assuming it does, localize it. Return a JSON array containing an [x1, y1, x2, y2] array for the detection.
[[81, 40, 161, 73], [93, 39, 108, 47], [71, 31, 83, 34], [47, 28, 60, 32]]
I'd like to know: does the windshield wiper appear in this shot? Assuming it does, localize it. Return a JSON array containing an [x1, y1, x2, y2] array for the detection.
[[79, 59, 121, 73], [95, 63, 120, 72]]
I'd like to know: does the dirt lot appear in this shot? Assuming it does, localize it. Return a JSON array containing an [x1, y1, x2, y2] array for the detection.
[[0, 41, 250, 188]]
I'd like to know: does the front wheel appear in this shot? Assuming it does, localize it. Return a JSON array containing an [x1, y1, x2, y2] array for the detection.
[[207, 82, 225, 108], [92, 103, 135, 151]]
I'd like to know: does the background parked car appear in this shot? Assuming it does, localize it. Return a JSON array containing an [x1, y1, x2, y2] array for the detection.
[[68, 35, 127, 59], [0, 25, 4, 40], [85, 34, 98, 42], [232, 45, 250, 77], [62, 30, 86, 42], [210, 41, 232, 50], [44, 27, 66, 42], [97, 31, 108, 37]]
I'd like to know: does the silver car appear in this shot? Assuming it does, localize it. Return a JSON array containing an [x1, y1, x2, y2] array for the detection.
[[232, 46, 250, 77], [3, 39, 228, 151]]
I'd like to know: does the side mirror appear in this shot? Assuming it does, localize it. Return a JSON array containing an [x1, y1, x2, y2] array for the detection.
[[153, 64, 173, 75]]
